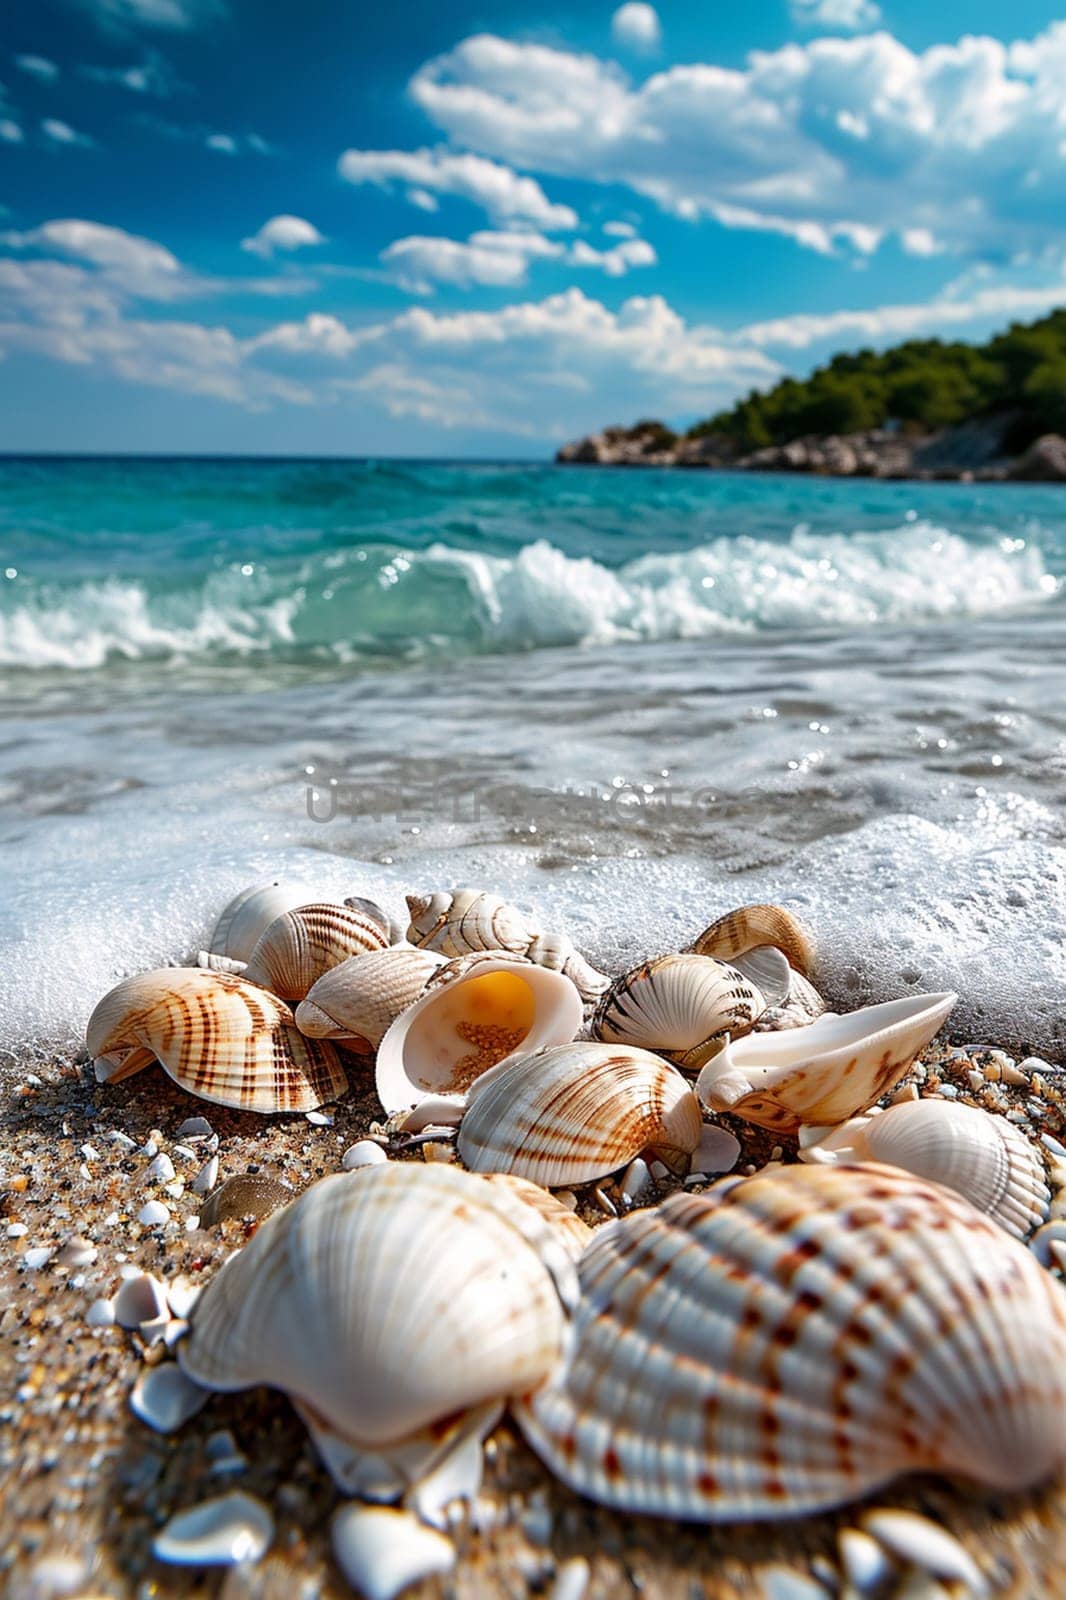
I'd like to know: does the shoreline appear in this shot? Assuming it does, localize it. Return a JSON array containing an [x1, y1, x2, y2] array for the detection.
[[3, 1037, 1064, 1598]]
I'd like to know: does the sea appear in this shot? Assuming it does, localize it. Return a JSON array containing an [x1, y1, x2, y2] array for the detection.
[[1, 456, 1064, 1058]]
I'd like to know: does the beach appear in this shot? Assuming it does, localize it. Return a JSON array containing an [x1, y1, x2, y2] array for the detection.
[[2, 456, 1066, 1597]]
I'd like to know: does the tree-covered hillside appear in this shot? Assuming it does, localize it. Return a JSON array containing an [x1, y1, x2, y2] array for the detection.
[[687, 309, 1066, 452]]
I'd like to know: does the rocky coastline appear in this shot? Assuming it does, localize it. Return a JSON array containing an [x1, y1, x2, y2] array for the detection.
[[557, 419, 1066, 482]]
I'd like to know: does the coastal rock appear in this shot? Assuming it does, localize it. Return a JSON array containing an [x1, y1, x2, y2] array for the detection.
[[1010, 433, 1066, 482]]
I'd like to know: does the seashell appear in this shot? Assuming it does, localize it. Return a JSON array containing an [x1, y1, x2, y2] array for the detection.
[[690, 902, 816, 977], [87, 968, 347, 1114], [457, 1042, 702, 1188], [480, 1172, 593, 1260], [592, 953, 767, 1071], [755, 968, 827, 1032], [376, 956, 583, 1115], [331, 1506, 455, 1600], [208, 881, 317, 964], [296, 946, 448, 1049], [241, 901, 392, 1002], [695, 993, 957, 1132], [513, 1161, 1066, 1522], [131, 1362, 208, 1433], [798, 1098, 1050, 1238], [180, 1164, 577, 1492], [198, 1173, 294, 1228], [406, 887, 608, 1000], [152, 1491, 274, 1567]]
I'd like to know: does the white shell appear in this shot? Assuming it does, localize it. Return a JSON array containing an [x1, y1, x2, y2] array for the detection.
[[130, 1362, 208, 1433], [406, 888, 608, 1000], [180, 1165, 577, 1487], [152, 1491, 274, 1567], [593, 953, 767, 1069], [696, 993, 957, 1132], [209, 882, 318, 963], [331, 1507, 455, 1600], [342, 1140, 389, 1170], [514, 1161, 1066, 1522], [241, 900, 392, 1001], [296, 946, 448, 1047], [114, 1272, 169, 1329], [755, 968, 827, 1031], [799, 1098, 1050, 1238], [376, 956, 583, 1115], [457, 1042, 703, 1188], [690, 902, 816, 977]]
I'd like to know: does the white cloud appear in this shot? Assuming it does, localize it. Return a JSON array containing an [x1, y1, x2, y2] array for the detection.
[[407, 188, 439, 213], [81, 52, 179, 94], [205, 130, 270, 155], [241, 215, 325, 258], [41, 118, 95, 148], [611, 3, 662, 54], [603, 220, 637, 238], [0, 120, 23, 143], [379, 228, 656, 292], [76, 0, 225, 32], [338, 146, 577, 230], [1, 219, 189, 297], [15, 55, 60, 82], [407, 24, 1066, 260], [790, 0, 881, 33], [569, 236, 656, 275], [206, 132, 236, 153]]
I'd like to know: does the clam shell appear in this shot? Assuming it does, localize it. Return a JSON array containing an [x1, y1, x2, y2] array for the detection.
[[798, 1098, 1050, 1239], [296, 946, 448, 1048], [592, 953, 766, 1070], [406, 888, 608, 1000], [480, 1173, 593, 1261], [179, 1165, 577, 1478], [375, 956, 583, 1115], [87, 968, 348, 1114], [691, 903, 816, 977], [696, 993, 957, 1132], [208, 881, 316, 964], [457, 1042, 702, 1188], [513, 1161, 1066, 1521], [241, 901, 391, 1001]]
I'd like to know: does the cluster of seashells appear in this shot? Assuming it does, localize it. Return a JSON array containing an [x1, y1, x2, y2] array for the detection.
[[86, 879, 1066, 1532]]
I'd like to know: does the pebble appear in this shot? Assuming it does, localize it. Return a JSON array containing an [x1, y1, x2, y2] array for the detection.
[[7, 1221, 28, 1238], [114, 1271, 169, 1328], [80, 1142, 101, 1161], [146, 1152, 176, 1183], [331, 1506, 455, 1600], [153, 1490, 274, 1566], [23, 1246, 54, 1270], [620, 1157, 651, 1203], [191, 1154, 219, 1195], [592, 1184, 617, 1218], [56, 1236, 97, 1268], [130, 1362, 209, 1432], [550, 1556, 591, 1600], [342, 1140, 389, 1170], [759, 1565, 830, 1599], [837, 1527, 894, 1592], [693, 1123, 742, 1176], [422, 1141, 455, 1163], [176, 1116, 214, 1140], [166, 1274, 201, 1319], [137, 1200, 170, 1226], [21, 1554, 87, 1598], [860, 1509, 986, 1593], [306, 1109, 333, 1126], [890, 1084, 919, 1104], [109, 1131, 137, 1151]]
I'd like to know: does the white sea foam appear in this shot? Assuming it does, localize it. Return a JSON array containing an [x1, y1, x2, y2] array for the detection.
[[0, 525, 1056, 671]]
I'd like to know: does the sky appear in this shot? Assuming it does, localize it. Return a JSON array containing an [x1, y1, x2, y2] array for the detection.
[[1, 0, 1065, 455]]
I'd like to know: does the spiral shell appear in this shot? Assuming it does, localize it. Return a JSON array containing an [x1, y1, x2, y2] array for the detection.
[[592, 953, 767, 1071], [514, 1161, 1066, 1522], [691, 903, 816, 978], [87, 968, 348, 1113], [799, 1098, 1050, 1239], [179, 1165, 577, 1490], [406, 888, 608, 1001], [696, 993, 957, 1132], [296, 946, 448, 1049], [376, 956, 584, 1115], [457, 1043, 702, 1188], [241, 900, 392, 1002]]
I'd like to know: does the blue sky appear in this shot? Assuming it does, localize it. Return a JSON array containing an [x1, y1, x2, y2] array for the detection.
[[1, 0, 1065, 455]]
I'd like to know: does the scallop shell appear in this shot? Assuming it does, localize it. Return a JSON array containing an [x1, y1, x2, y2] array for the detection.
[[87, 968, 348, 1113], [296, 946, 448, 1049], [592, 953, 767, 1071], [406, 888, 608, 1001], [696, 993, 957, 1132], [798, 1098, 1050, 1238], [209, 882, 319, 964], [179, 1165, 577, 1489], [241, 900, 392, 1002], [480, 1173, 593, 1261], [690, 903, 816, 977], [513, 1161, 1066, 1522], [375, 956, 583, 1115], [457, 1042, 702, 1188]]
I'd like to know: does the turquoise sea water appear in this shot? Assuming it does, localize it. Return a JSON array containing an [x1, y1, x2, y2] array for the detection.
[[1, 457, 1064, 1055]]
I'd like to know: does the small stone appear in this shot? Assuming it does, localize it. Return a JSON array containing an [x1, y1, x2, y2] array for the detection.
[[131, 1362, 208, 1433], [176, 1116, 214, 1140], [191, 1153, 219, 1195], [56, 1236, 97, 1268], [890, 1084, 920, 1104], [114, 1272, 169, 1328], [837, 1527, 894, 1592], [153, 1491, 273, 1566], [860, 1509, 986, 1593], [80, 1142, 101, 1161], [620, 1157, 651, 1204], [166, 1275, 201, 1320], [23, 1246, 54, 1270], [146, 1152, 176, 1183], [555, 1189, 578, 1211], [86, 1296, 116, 1328], [138, 1200, 170, 1226], [341, 1141, 389, 1171], [422, 1141, 455, 1164], [332, 1506, 454, 1600], [7, 1221, 28, 1238], [109, 1131, 137, 1151], [550, 1556, 591, 1600], [759, 1565, 830, 1599], [306, 1109, 333, 1126], [693, 1123, 741, 1176]]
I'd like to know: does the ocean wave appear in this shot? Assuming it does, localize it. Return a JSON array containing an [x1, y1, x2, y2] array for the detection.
[[0, 523, 1057, 672]]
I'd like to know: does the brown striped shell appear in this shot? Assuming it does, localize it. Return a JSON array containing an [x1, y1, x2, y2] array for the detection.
[[592, 953, 767, 1071], [241, 900, 392, 1002], [690, 903, 816, 977], [406, 888, 608, 1000], [481, 1173, 593, 1261], [87, 968, 348, 1113], [457, 1043, 702, 1188], [296, 946, 449, 1049], [208, 881, 321, 964], [696, 993, 957, 1132], [513, 1162, 1066, 1522]]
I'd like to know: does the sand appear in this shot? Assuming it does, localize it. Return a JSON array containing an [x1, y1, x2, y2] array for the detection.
[[2, 1041, 1065, 1600]]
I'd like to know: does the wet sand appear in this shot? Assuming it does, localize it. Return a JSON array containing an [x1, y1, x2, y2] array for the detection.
[[2, 1043, 1065, 1600]]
